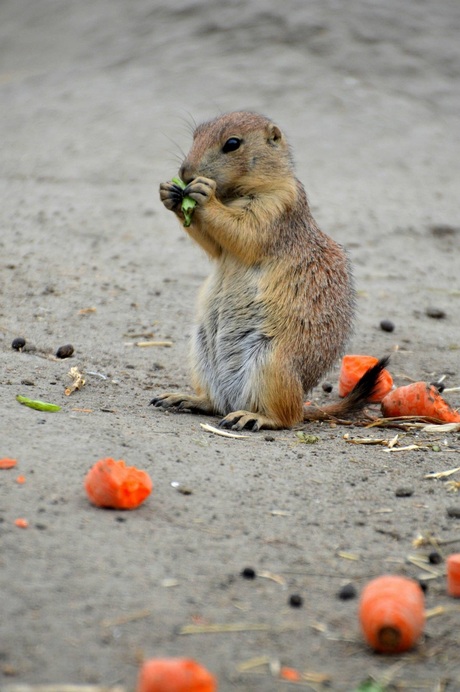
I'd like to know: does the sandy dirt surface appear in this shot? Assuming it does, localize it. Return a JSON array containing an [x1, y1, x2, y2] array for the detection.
[[1, 1, 460, 690]]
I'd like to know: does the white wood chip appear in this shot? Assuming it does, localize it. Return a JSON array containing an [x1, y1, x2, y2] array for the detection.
[[384, 444, 421, 452], [422, 422, 460, 433], [200, 423, 249, 438]]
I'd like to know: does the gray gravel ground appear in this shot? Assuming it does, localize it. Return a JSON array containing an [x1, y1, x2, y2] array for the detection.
[[1, 1, 460, 690]]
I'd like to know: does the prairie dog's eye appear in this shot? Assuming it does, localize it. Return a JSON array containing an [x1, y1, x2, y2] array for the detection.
[[222, 137, 242, 153]]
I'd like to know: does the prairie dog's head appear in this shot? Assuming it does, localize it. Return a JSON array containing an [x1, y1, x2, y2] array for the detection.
[[179, 112, 294, 201]]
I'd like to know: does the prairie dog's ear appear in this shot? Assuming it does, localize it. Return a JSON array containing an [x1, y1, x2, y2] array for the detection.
[[267, 124, 283, 145]]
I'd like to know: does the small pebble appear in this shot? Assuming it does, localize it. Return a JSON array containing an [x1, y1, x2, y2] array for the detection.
[[322, 382, 333, 393], [425, 307, 446, 319], [264, 435, 275, 442], [447, 506, 460, 519], [379, 319, 395, 333], [177, 486, 193, 495], [56, 344, 74, 359], [337, 583, 357, 600], [428, 551, 442, 564], [241, 567, 256, 580], [12, 337, 26, 351], [288, 594, 303, 608], [395, 487, 414, 497]]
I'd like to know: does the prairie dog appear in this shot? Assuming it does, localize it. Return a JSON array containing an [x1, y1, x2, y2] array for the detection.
[[152, 111, 385, 430]]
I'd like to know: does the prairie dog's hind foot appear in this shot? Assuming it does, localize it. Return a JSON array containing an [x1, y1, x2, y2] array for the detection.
[[219, 410, 284, 432], [149, 392, 215, 415]]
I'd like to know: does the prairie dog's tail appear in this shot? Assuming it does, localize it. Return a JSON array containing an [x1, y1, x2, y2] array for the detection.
[[303, 356, 390, 422]]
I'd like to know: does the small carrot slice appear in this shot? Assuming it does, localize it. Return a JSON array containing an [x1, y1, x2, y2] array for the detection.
[[84, 458, 153, 510], [280, 666, 302, 681], [137, 657, 217, 692], [338, 355, 393, 402], [0, 458, 17, 469], [381, 382, 460, 423], [447, 554, 460, 598], [14, 518, 29, 528], [16, 475, 26, 484], [359, 575, 425, 653]]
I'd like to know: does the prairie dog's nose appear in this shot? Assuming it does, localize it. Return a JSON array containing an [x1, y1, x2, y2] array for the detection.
[[179, 161, 195, 185]]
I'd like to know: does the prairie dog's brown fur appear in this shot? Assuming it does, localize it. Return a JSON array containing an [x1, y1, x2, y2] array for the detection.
[[152, 111, 381, 430]]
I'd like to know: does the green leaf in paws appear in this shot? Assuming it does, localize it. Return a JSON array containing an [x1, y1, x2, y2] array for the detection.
[[172, 176, 196, 227]]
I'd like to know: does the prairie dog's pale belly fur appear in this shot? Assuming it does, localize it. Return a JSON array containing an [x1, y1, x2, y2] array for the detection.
[[192, 256, 270, 414]]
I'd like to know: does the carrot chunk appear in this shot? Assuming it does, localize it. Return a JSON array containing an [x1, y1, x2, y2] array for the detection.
[[381, 382, 460, 422], [0, 458, 18, 469], [84, 458, 153, 510], [447, 554, 460, 598], [14, 518, 29, 528], [338, 355, 393, 402], [280, 666, 302, 681], [359, 575, 425, 653], [137, 658, 217, 692]]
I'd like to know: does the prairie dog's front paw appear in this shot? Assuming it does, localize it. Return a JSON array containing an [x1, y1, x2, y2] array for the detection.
[[159, 181, 183, 211], [184, 177, 217, 206]]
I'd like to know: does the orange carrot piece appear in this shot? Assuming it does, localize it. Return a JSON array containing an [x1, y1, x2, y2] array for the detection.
[[0, 458, 18, 469], [16, 475, 26, 484], [447, 554, 460, 598], [84, 458, 153, 510], [359, 575, 425, 654], [381, 382, 460, 422], [280, 666, 302, 681], [338, 355, 393, 402], [14, 518, 29, 528], [137, 658, 217, 692]]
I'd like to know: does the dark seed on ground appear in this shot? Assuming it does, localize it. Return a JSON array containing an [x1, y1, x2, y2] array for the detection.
[[430, 224, 458, 238], [395, 487, 414, 497], [426, 307, 446, 319], [447, 506, 460, 519], [428, 551, 442, 564], [241, 567, 256, 579], [418, 581, 428, 594], [288, 593, 303, 607], [12, 337, 26, 351], [337, 583, 357, 600], [322, 382, 333, 393], [56, 344, 74, 359], [380, 319, 395, 333]]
